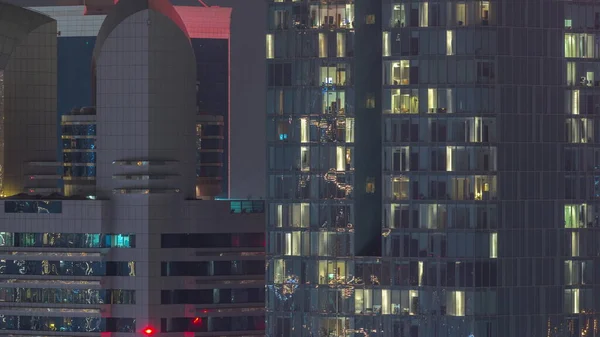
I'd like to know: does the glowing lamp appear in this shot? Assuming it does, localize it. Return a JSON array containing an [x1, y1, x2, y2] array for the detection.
[[143, 327, 155, 336], [192, 317, 201, 325]]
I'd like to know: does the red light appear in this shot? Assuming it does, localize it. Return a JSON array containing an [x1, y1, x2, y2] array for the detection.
[[192, 317, 201, 325], [143, 327, 155, 336]]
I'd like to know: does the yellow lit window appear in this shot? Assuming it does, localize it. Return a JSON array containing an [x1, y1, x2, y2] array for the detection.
[[300, 118, 309, 143], [446, 30, 455, 55], [336, 32, 346, 57], [266, 34, 274, 59], [382, 31, 391, 57], [446, 291, 465, 316], [489, 232, 497, 258], [319, 33, 327, 58]]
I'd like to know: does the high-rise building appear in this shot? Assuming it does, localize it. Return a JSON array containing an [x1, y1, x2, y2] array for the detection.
[[0, 1, 265, 336], [0, 3, 59, 197], [265, 1, 600, 336], [29, 2, 232, 199]]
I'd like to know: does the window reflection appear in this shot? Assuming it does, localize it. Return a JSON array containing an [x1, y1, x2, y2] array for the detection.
[[0, 316, 136, 333], [0, 233, 135, 248], [0, 288, 135, 304], [0, 260, 135, 276]]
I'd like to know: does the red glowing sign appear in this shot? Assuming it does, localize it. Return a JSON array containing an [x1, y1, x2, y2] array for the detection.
[[192, 317, 201, 325], [143, 327, 155, 336]]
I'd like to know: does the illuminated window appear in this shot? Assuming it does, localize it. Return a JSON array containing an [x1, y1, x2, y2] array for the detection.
[[320, 65, 346, 85], [565, 19, 572, 29], [419, 2, 429, 27], [273, 259, 284, 283], [419, 204, 447, 229], [571, 231, 579, 257], [490, 232, 497, 258], [566, 62, 576, 86], [318, 260, 346, 283], [366, 14, 376, 24], [427, 88, 437, 113], [456, 3, 466, 25], [276, 204, 283, 227], [355, 289, 372, 313], [565, 260, 582, 285], [300, 118, 309, 143], [345, 118, 355, 143], [366, 177, 376, 193], [284, 232, 301, 256], [300, 146, 310, 171], [565, 33, 596, 58], [446, 30, 455, 55], [382, 31, 391, 57], [336, 32, 346, 57], [266, 34, 274, 59], [480, 1, 490, 24], [446, 291, 465, 316], [366, 93, 375, 108], [566, 118, 593, 143], [381, 289, 391, 314], [292, 203, 309, 228], [564, 204, 592, 228], [319, 33, 327, 58], [391, 89, 419, 114], [564, 288, 580, 314], [391, 60, 410, 85], [392, 4, 406, 27], [336, 146, 346, 171], [392, 176, 409, 200], [277, 121, 289, 141]]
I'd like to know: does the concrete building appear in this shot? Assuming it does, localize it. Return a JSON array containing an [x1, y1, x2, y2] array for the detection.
[[0, 3, 59, 196], [28, 2, 232, 199], [0, 1, 265, 336], [265, 1, 600, 337]]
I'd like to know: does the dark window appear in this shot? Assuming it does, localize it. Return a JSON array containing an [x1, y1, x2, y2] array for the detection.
[[105, 262, 135, 276], [161, 288, 264, 305], [267, 63, 292, 86], [104, 318, 136, 333], [161, 233, 265, 248], [161, 316, 265, 332], [162, 261, 264, 276]]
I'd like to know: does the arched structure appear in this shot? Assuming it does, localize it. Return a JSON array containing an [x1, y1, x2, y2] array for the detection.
[[0, 4, 58, 196], [93, 0, 196, 199], [92, 1, 196, 329]]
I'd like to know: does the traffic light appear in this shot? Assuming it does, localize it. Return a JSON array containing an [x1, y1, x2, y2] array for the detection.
[[143, 327, 155, 336]]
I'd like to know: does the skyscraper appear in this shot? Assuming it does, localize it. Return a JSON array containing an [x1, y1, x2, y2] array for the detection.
[[29, 2, 232, 199], [0, 1, 265, 335], [266, 1, 600, 336]]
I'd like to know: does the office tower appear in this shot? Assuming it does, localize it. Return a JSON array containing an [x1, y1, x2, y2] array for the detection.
[[266, 1, 600, 337], [0, 1, 265, 336], [30, 2, 232, 199]]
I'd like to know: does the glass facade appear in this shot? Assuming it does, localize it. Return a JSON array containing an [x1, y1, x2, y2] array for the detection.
[[0, 232, 135, 248], [0, 288, 135, 305], [0, 316, 136, 333], [266, 1, 600, 336], [192, 38, 229, 198]]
